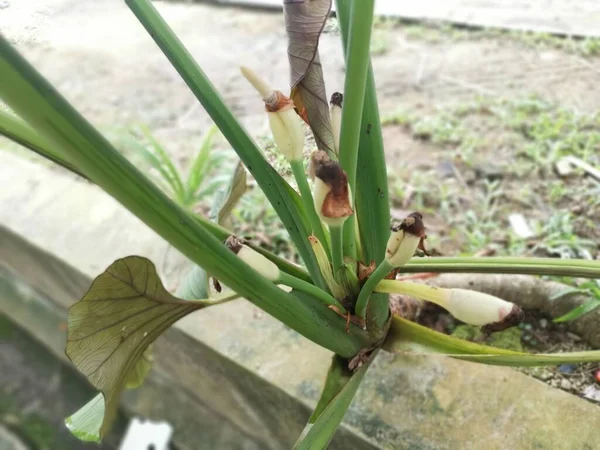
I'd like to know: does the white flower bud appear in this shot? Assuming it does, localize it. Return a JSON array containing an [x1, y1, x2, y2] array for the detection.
[[240, 66, 304, 161], [447, 289, 522, 328], [312, 160, 353, 227], [385, 212, 425, 268], [237, 245, 280, 281], [330, 92, 343, 154]]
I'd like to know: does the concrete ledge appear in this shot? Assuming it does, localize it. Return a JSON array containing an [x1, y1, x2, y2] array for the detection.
[[2, 152, 600, 449]]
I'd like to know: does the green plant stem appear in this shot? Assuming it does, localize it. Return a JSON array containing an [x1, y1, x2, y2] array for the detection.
[[335, 0, 389, 266], [338, 0, 374, 196], [0, 109, 88, 179], [337, 0, 375, 261], [125, 0, 327, 290], [355, 259, 393, 320], [279, 273, 346, 313], [375, 280, 448, 306], [403, 257, 600, 278], [330, 226, 345, 273], [0, 34, 368, 358], [290, 159, 330, 255]]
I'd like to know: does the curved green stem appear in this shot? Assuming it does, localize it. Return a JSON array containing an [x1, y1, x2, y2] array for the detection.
[[355, 259, 394, 319], [279, 273, 346, 313], [330, 226, 345, 273], [290, 159, 330, 255], [375, 280, 447, 305], [403, 257, 600, 278]]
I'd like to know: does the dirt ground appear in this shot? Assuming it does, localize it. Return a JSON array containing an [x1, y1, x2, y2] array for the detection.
[[2, 0, 600, 404]]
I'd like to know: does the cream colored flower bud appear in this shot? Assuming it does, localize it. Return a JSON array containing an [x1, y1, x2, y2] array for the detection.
[[447, 289, 523, 329], [226, 235, 280, 281], [329, 92, 343, 154], [237, 245, 280, 281], [312, 159, 353, 227], [385, 212, 425, 267], [240, 66, 304, 161]]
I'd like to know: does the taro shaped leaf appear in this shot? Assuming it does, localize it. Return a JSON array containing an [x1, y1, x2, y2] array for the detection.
[[284, 0, 335, 155], [294, 354, 372, 449], [65, 256, 204, 441], [384, 315, 600, 366]]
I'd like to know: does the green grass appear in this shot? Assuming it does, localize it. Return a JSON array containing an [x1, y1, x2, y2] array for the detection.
[[371, 18, 600, 56], [383, 95, 600, 261]]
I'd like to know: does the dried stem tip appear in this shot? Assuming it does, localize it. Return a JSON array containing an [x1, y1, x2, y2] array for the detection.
[[330, 92, 343, 107], [386, 212, 426, 267], [312, 158, 353, 227]]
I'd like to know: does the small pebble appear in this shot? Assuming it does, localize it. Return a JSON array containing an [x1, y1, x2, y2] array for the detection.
[[558, 364, 576, 374], [539, 318, 548, 329], [560, 379, 572, 390]]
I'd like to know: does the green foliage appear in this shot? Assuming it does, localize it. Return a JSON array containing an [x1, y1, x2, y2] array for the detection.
[[3, 0, 600, 446], [552, 280, 600, 323]]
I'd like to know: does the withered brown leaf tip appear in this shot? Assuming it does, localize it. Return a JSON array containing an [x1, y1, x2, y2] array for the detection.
[[330, 92, 343, 107], [391, 212, 425, 238], [264, 90, 294, 113]]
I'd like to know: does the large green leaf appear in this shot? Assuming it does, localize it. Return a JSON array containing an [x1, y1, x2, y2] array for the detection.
[[384, 315, 600, 366], [0, 34, 365, 357], [65, 256, 205, 440], [0, 109, 88, 179], [284, 0, 335, 155], [293, 354, 372, 450], [124, 0, 327, 289]]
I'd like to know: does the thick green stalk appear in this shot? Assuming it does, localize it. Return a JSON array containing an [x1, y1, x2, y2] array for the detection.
[[335, 0, 389, 266], [337, 0, 375, 261], [290, 159, 330, 256], [355, 259, 393, 320], [403, 257, 600, 278], [0, 35, 368, 357], [330, 226, 345, 273], [336, 0, 390, 332], [279, 273, 346, 313], [0, 109, 88, 179], [125, 0, 327, 289]]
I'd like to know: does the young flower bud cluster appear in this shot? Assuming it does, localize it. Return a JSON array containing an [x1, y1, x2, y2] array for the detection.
[[240, 66, 304, 162], [310, 152, 353, 227], [226, 235, 280, 281], [385, 212, 425, 267]]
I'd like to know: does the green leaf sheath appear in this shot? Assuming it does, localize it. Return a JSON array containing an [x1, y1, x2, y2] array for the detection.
[[294, 354, 372, 450], [335, 0, 375, 261], [336, 0, 390, 332], [403, 257, 600, 278], [0, 35, 367, 357], [0, 109, 88, 179], [384, 315, 600, 366], [124, 0, 326, 288], [335, 0, 389, 265]]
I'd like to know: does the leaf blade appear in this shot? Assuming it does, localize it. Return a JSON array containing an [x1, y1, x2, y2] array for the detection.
[[65, 256, 203, 439], [284, 0, 335, 154]]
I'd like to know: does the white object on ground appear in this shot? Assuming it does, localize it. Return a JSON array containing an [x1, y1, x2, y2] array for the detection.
[[119, 417, 173, 450], [508, 213, 535, 239]]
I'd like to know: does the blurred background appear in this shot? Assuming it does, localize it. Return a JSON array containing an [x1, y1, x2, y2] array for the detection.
[[2, 0, 600, 449]]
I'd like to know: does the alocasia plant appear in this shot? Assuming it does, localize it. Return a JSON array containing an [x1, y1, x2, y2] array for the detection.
[[1, 0, 600, 447]]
